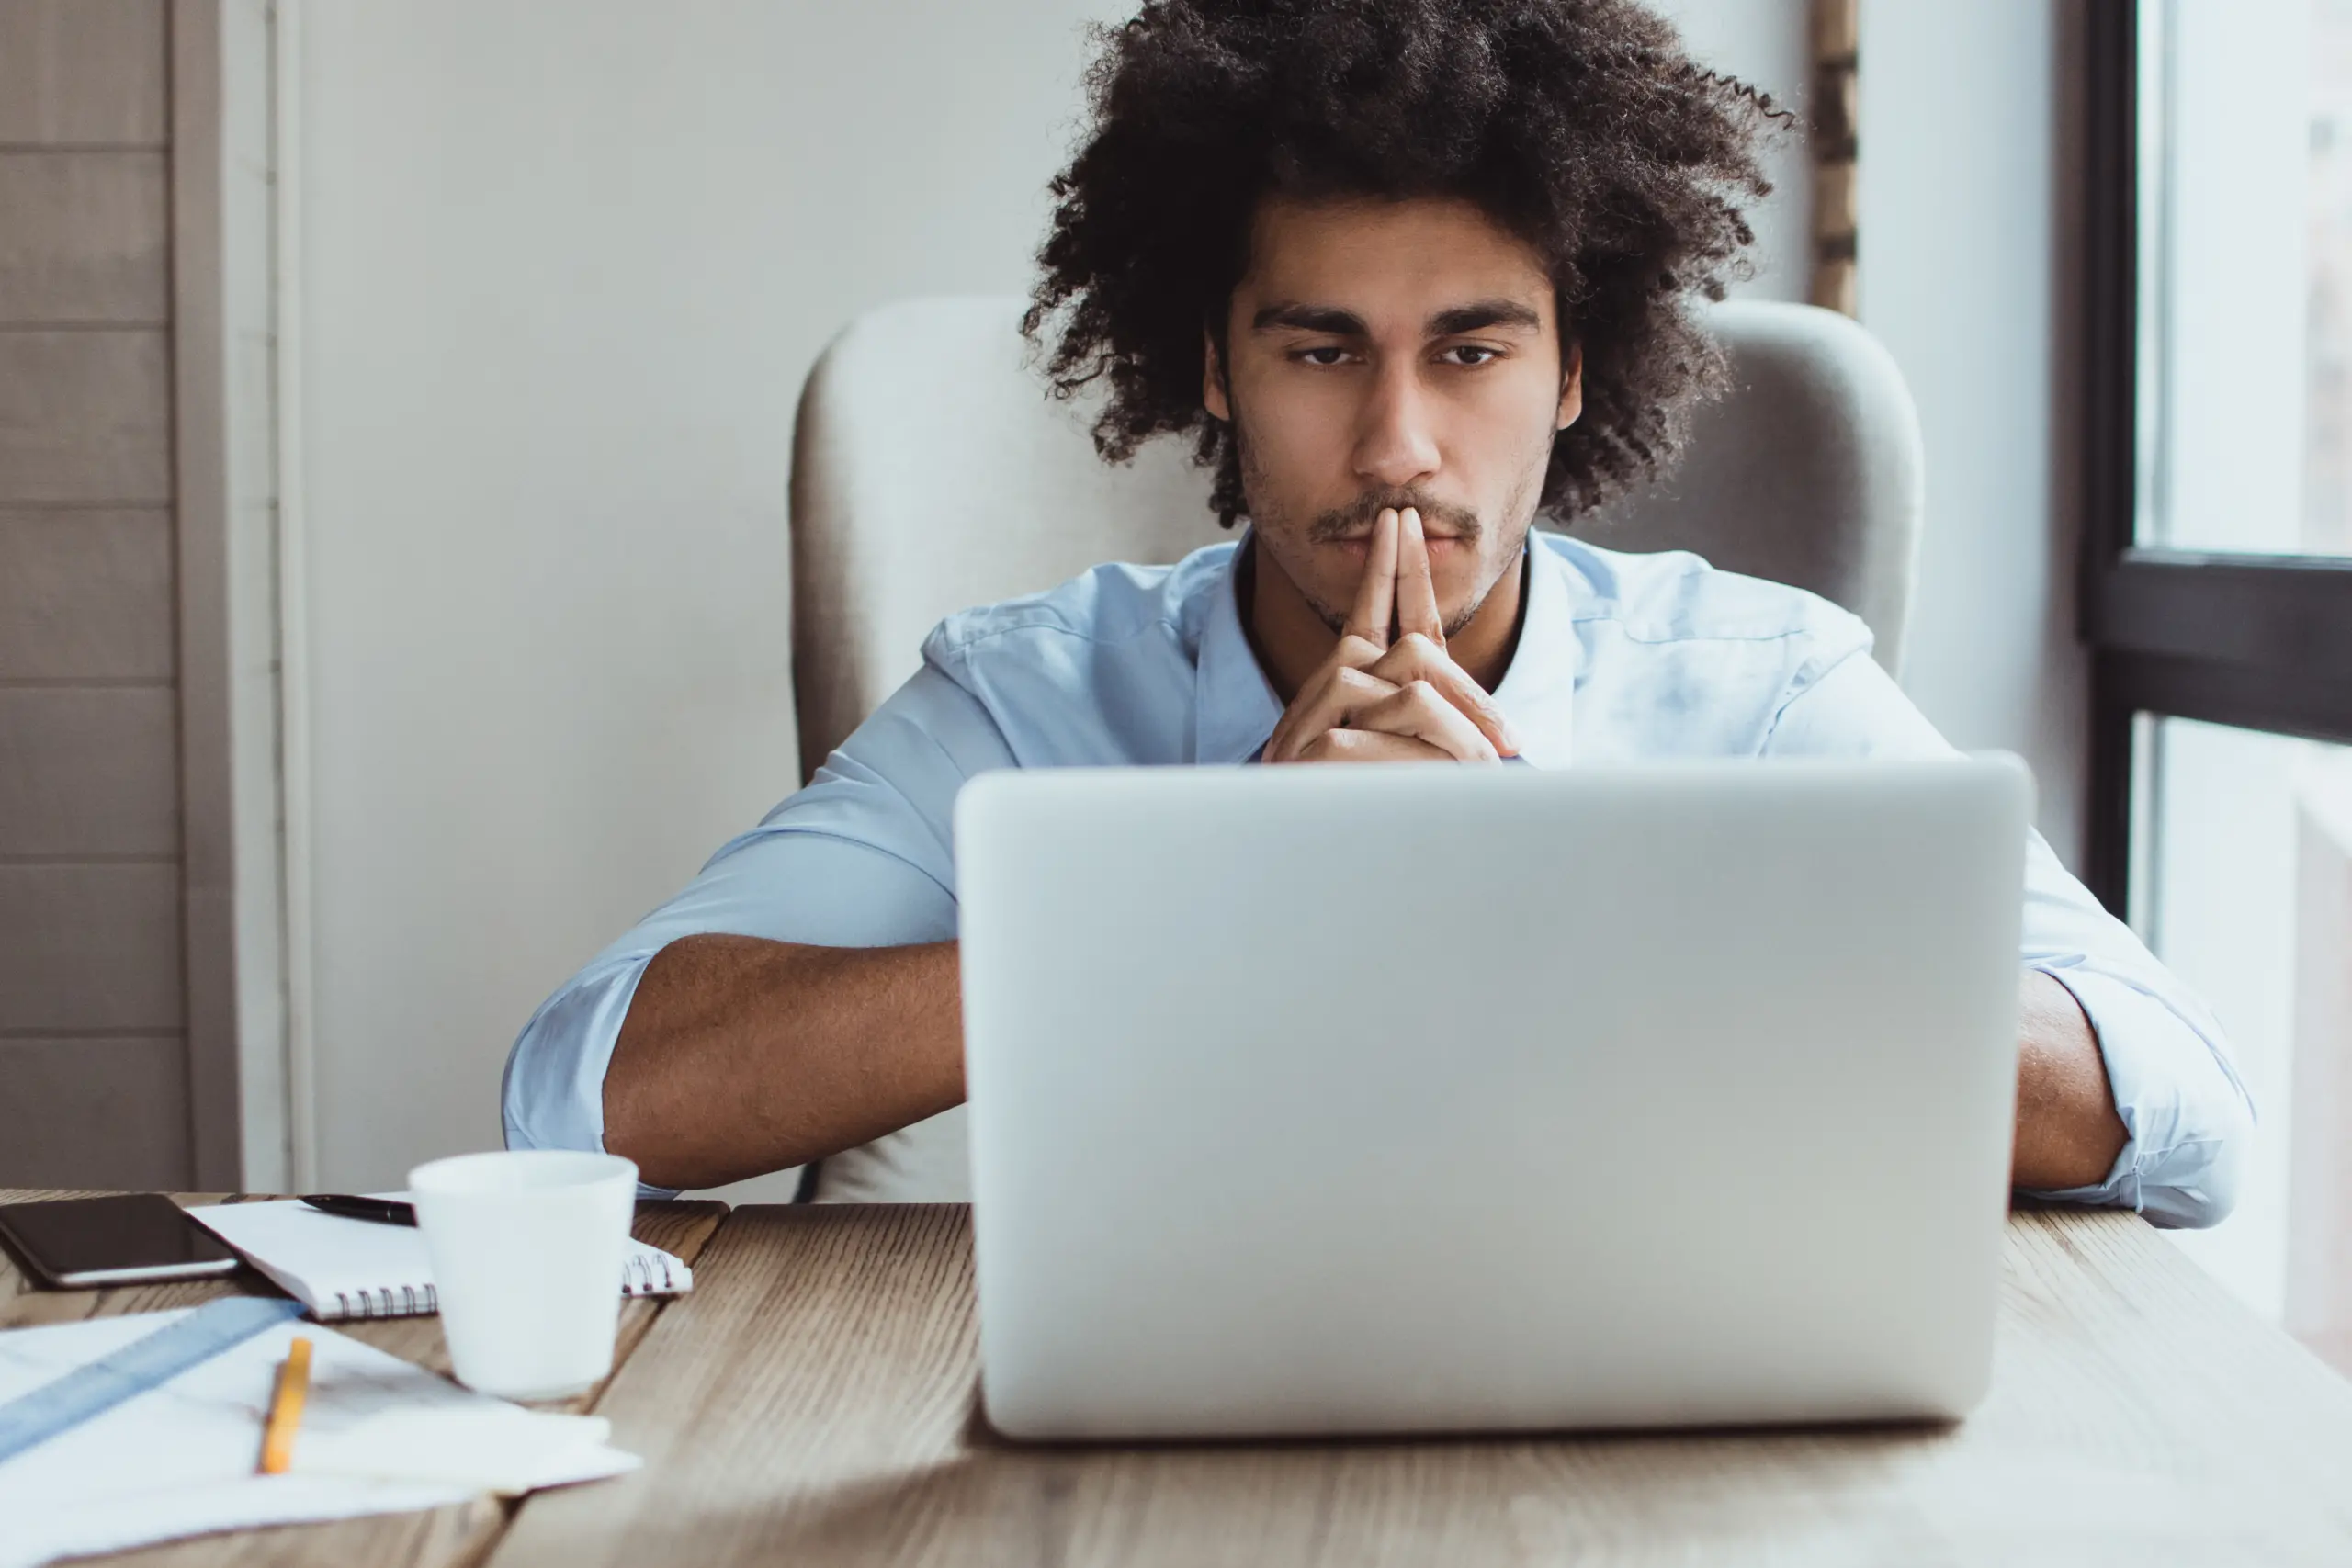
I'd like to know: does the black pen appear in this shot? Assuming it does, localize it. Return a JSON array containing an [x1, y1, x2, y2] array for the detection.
[[300, 1193, 416, 1226]]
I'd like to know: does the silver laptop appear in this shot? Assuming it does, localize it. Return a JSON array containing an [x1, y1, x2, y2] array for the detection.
[[955, 759, 2030, 1440]]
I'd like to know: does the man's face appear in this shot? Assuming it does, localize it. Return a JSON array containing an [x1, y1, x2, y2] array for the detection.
[[1205, 196, 1583, 636]]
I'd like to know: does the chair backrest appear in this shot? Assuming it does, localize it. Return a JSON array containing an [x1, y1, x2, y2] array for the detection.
[[789, 295, 1924, 777]]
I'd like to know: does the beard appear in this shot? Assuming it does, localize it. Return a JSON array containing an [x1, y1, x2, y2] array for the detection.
[[1232, 414, 1539, 639]]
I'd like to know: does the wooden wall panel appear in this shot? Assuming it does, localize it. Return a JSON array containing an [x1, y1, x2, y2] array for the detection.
[[0, 863, 184, 1034], [0, 687, 179, 855], [0, 509, 175, 677], [0, 0, 168, 146], [0, 0, 204, 1191], [0, 152, 169, 321], [0, 329, 172, 502], [0, 1036, 190, 1188]]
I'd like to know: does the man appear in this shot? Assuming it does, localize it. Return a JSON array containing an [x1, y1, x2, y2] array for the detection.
[[504, 0, 2250, 1224]]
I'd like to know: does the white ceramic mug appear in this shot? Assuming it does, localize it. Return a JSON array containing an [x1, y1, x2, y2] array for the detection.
[[408, 1149, 639, 1401]]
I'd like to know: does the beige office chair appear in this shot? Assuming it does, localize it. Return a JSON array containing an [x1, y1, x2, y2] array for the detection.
[[786, 293, 1925, 1201]]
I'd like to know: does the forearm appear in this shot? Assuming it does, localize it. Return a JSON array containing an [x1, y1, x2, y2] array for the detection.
[[603, 934, 964, 1190], [2010, 968, 2128, 1191]]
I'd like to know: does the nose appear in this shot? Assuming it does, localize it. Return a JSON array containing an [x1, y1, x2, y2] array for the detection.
[[1351, 356, 1441, 492]]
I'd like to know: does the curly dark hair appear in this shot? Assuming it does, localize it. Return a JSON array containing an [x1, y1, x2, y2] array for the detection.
[[1025, 0, 1788, 528]]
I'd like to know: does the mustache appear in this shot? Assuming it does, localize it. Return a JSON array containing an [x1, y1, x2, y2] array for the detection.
[[1306, 492, 1483, 546]]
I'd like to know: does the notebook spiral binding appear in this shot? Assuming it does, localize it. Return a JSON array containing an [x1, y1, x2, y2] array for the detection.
[[331, 1283, 440, 1321], [623, 1251, 679, 1297], [324, 1256, 673, 1319]]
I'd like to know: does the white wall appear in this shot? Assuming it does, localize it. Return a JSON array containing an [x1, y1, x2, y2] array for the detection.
[[289, 0, 1133, 1190], [1650, 0, 1814, 305], [1858, 0, 2090, 868]]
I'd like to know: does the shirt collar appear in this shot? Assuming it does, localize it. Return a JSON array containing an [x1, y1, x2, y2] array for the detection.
[[1191, 529, 1580, 767], [1193, 536, 1287, 764], [1490, 533, 1577, 768]]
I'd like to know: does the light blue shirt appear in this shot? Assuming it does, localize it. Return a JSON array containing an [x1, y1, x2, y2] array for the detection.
[[503, 533, 2253, 1226]]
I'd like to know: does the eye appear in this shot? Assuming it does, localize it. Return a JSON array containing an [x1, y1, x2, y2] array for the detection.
[[1439, 344, 1503, 367], [1291, 345, 1353, 367]]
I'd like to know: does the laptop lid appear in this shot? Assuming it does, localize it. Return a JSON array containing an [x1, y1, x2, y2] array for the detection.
[[956, 759, 2030, 1438]]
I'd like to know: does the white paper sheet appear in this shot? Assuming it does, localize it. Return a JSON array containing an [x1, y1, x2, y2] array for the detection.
[[0, 1309, 636, 1568]]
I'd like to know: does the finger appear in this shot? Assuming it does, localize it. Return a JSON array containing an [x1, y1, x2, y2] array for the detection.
[[1263, 666, 1398, 763], [1351, 680, 1501, 763], [1368, 634, 1521, 757], [1295, 727, 1454, 764], [1343, 508, 1401, 648], [1262, 632, 1387, 761], [1396, 507, 1445, 648]]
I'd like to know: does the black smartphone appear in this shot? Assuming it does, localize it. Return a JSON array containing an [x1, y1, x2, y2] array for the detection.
[[0, 1194, 243, 1288]]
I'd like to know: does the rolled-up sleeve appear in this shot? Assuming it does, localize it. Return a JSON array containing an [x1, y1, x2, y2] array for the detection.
[[500, 664, 1012, 1167], [1766, 644, 2255, 1228]]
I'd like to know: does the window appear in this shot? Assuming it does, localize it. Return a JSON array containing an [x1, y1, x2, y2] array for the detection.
[[2090, 0, 2352, 1367], [2129, 717, 2352, 1341]]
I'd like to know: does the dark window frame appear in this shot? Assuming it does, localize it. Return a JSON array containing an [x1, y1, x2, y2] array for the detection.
[[2082, 0, 2352, 914]]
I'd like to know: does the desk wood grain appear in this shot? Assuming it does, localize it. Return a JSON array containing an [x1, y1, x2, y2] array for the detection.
[[0, 1189, 727, 1568], [485, 1203, 2352, 1568]]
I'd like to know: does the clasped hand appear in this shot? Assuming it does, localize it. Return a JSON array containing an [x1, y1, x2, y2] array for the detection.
[[1261, 506, 1521, 764]]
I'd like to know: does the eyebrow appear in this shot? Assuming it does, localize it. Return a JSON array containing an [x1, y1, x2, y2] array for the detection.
[[1428, 300, 1543, 335], [1249, 299, 1544, 336], [1250, 303, 1367, 335]]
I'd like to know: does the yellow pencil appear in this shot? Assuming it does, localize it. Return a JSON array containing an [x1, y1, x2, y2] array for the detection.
[[258, 1336, 312, 1475]]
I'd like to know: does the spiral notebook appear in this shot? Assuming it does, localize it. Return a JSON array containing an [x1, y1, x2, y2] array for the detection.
[[185, 1198, 692, 1322]]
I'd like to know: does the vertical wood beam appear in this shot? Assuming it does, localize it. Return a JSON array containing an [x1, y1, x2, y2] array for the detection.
[[169, 0, 242, 1188], [1811, 0, 1860, 315]]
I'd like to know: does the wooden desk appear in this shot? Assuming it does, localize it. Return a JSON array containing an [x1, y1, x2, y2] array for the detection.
[[496, 1204, 2352, 1567], [7, 1197, 2352, 1564]]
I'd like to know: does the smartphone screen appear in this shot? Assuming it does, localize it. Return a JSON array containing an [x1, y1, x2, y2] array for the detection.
[[0, 1195, 243, 1287]]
